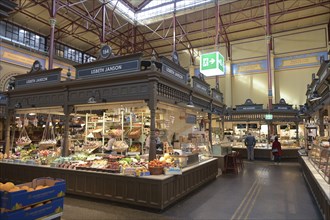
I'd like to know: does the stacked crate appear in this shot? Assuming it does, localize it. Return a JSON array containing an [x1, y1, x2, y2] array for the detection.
[[0, 177, 66, 220]]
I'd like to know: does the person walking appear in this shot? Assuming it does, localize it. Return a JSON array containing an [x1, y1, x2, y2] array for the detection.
[[272, 136, 282, 164], [244, 132, 256, 161]]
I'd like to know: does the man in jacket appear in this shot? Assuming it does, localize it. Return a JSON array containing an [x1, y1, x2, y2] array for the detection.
[[244, 132, 256, 161]]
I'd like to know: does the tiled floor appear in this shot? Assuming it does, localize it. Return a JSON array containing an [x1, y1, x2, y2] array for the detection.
[[62, 161, 323, 220]]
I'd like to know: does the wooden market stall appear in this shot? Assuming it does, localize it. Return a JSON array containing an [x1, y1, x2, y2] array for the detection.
[[223, 98, 302, 160], [299, 59, 330, 220], [0, 52, 225, 210]]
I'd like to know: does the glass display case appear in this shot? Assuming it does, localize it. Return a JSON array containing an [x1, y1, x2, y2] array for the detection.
[[308, 144, 330, 183]]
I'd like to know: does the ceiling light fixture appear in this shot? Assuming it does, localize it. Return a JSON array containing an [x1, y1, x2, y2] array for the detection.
[[186, 94, 194, 108]]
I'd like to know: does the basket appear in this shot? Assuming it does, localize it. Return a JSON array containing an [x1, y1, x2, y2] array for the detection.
[[39, 140, 57, 149], [149, 167, 164, 175], [127, 127, 142, 139], [16, 140, 32, 147]]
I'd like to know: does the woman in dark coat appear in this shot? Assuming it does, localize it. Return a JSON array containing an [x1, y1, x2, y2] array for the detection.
[[272, 136, 282, 164]]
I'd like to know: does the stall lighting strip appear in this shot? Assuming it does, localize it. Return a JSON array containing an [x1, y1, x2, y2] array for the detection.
[[15, 106, 64, 115], [74, 100, 147, 112]]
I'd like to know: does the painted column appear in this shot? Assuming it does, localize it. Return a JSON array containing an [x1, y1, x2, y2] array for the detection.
[[148, 81, 158, 161], [189, 65, 195, 79], [208, 113, 212, 146], [265, 0, 273, 110], [214, 0, 220, 90], [319, 109, 324, 137], [271, 51, 275, 103], [4, 109, 14, 156], [63, 105, 73, 156], [225, 59, 232, 108]]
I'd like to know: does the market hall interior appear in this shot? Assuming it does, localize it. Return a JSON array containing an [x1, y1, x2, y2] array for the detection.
[[62, 161, 323, 220]]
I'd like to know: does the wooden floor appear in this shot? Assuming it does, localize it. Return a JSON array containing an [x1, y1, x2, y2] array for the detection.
[[62, 160, 323, 220]]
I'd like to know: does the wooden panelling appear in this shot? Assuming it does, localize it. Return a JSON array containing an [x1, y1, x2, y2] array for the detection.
[[126, 179, 136, 202], [114, 179, 126, 200], [75, 174, 85, 193], [103, 176, 113, 198], [136, 182, 148, 204], [94, 176, 103, 196], [149, 183, 161, 206], [299, 157, 330, 220], [0, 159, 217, 210]]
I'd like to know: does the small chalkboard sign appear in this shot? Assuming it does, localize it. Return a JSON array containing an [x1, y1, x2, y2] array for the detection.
[[185, 113, 196, 124]]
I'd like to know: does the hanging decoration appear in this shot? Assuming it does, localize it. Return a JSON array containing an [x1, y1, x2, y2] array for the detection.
[[23, 115, 29, 127], [33, 116, 38, 127], [16, 115, 32, 146], [39, 114, 57, 147], [17, 116, 22, 128]]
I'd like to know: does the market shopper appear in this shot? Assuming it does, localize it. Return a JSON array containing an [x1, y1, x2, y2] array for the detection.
[[272, 136, 282, 164], [145, 128, 163, 154], [103, 135, 116, 153], [244, 132, 256, 161]]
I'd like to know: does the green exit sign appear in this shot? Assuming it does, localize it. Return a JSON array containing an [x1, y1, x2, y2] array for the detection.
[[265, 114, 273, 120], [200, 52, 225, 76]]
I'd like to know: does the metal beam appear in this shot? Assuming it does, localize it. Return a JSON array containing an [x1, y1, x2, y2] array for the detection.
[[48, 0, 57, 70]]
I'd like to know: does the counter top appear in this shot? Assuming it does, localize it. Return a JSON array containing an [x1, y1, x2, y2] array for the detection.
[[0, 158, 217, 181]]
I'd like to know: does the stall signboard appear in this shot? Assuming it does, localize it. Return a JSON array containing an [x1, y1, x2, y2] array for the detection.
[[273, 105, 292, 110], [212, 89, 223, 103], [76, 59, 140, 79], [236, 104, 263, 111], [193, 81, 209, 95], [15, 69, 62, 88], [200, 52, 224, 76], [162, 64, 186, 83], [192, 76, 210, 96], [160, 56, 188, 84]]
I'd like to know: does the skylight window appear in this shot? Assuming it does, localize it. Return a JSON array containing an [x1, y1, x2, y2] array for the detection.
[[105, 0, 214, 24]]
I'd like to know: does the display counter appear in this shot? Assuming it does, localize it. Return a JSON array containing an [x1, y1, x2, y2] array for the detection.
[[299, 155, 330, 220], [232, 144, 300, 160], [0, 158, 218, 210]]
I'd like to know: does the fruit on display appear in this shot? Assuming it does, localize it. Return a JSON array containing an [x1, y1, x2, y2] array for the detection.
[[129, 143, 141, 152], [148, 159, 166, 168], [159, 153, 173, 163], [8, 187, 20, 192], [0, 181, 51, 193], [20, 185, 29, 191], [35, 185, 44, 190], [27, 188, 34, 192], [1, 182, 15, 191]]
